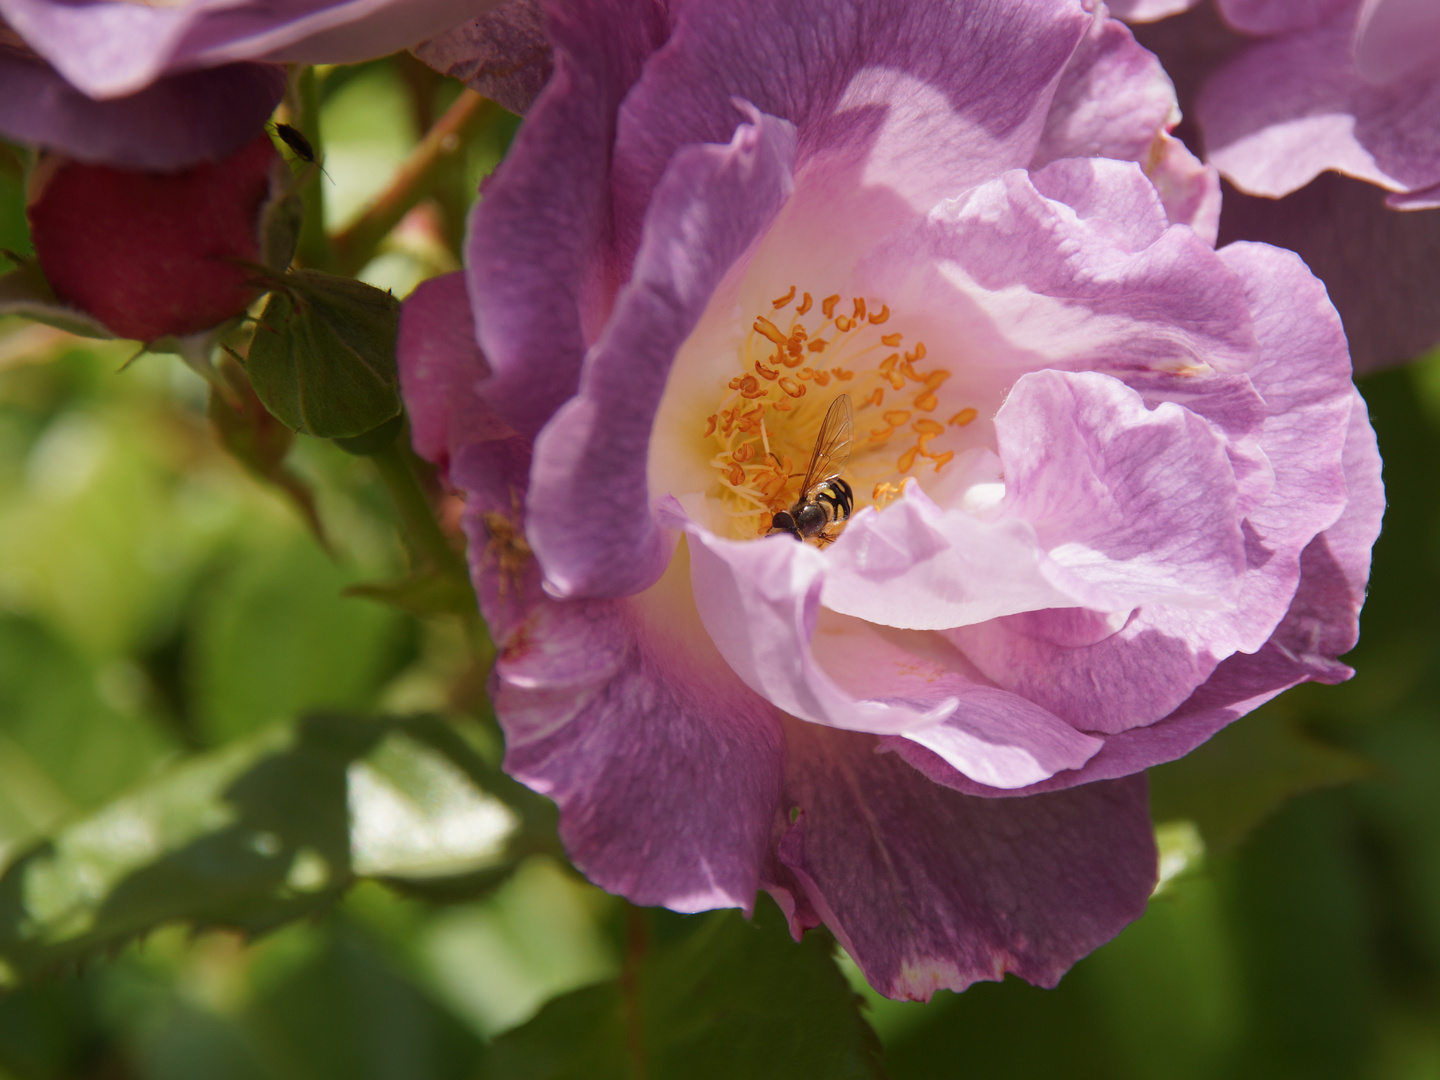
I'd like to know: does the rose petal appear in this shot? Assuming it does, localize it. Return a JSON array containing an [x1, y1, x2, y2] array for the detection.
[[453, 442, 785, 914], [0, 51, 283, 169], [396, 271, 512, 475], [412, 0, 552, 116], [467, 0, 671, 438], [1199, 22, 1440, 198], [768, 720, 1155, 999], [526, 106, 796, 599], [0, 0, 499, 100]]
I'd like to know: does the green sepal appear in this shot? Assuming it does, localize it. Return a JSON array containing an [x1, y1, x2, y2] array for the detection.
[[245, 269, 402, 439]]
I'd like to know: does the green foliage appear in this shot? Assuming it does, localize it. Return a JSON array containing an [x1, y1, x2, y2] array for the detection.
[[0, 713, 555, 981], [245, 270, 402, 440], [488, 899, 886, 1080], [188, 535, 407, 744], [1150, 704, 1374, 853]]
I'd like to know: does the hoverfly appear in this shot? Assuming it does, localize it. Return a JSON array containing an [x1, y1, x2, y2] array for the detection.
[[769, 393, 855, 546]]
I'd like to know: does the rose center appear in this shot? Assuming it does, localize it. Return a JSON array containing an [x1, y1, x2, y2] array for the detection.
[[699, 286, 978, 536]]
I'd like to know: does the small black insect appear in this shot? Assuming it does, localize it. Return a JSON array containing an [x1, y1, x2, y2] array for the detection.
[[274, 123, 316, 163], [770, 393, 855, 547]]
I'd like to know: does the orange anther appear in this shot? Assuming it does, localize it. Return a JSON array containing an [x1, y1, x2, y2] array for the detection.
[[733, 442, 756, 463], [899, 360, 921, 381], [905, 342, 927, 362], [743, 404, 765, 419], [914, 392, 939, 412], [869, 304, 891, 325], [772, 285, 796, 308], [897, 445, 920, 473], [862, 387, 884, 407], [739, 375, 766, 399], [924, 370, 951, 390], [886, 370, 907, 391], [704, 415, 717, 437], [779, 376, 807, 398], [931, 450, 955, 471], [880, 353, 899, 373], [753, 316, 789, 346], [755, 357, 779, 380], [822, 294, 841, 318], [830, 368, 854, 380], [783, 349, 805, 367], [949, 407, 978, 427], [724, 462, 745, 485], [913, 419, 944, 436], [796, 292, 813, 315], [880, 333, 902, 346], [852, 297, 867, 321], [807, 339, 827, 353], [813, 370, 832, 386], [883, 410, 912, 426], [728, 374, 746, 390], [869, 426, 896, 442], [774, 396, 793, 411], [834, 315, 853, 332]]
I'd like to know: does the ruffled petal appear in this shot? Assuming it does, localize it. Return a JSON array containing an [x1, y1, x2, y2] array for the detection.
[[0, 50, 283, 169], [526, 106, 796, 599], [767, 720, 1155, 999], [1198, 21, 1440, 198], [676, 510, 1102, 789], [906, 381, 1381, 797], [608, 0, 1093, 269], [1034, 5, 1220, 240], [823, 369, 1246, 630], [858, 161, 1255, 378]]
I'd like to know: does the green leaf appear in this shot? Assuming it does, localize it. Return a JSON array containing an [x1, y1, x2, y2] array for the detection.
[[245, 270, 401, 439], [189, 536, 406, 744], [487, 898, 887, 1080], [0, 713, 552, 982], [1149, 704, 1374, 854]]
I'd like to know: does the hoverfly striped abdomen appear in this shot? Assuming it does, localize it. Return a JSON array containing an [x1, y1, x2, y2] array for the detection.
[[769, 395, 855, 548]]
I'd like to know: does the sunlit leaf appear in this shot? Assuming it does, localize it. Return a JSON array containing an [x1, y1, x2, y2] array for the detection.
[[0, 714, 551, 981], [487, 898, 886, 1080]]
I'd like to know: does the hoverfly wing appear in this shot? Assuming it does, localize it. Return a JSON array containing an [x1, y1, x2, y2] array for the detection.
[[798, 393, 854, 495]]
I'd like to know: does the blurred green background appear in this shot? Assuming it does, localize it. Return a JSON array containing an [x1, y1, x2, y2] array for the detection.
[[0, 54, 1438, 1080]]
